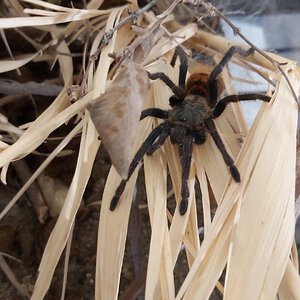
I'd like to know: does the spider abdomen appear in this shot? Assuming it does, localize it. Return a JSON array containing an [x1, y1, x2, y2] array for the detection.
[[185, 73, 225, 97]]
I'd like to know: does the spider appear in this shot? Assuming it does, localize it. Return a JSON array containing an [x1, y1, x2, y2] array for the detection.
[[110, 46, 271, 215]]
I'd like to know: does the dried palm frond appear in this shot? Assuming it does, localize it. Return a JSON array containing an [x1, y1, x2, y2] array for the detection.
[[0, 1, 299, 299]]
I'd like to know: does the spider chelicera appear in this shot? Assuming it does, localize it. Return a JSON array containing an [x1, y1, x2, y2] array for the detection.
[[110, 46, 271, 215]]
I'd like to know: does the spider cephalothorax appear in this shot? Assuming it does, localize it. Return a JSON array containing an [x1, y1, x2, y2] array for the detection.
[[110, 46, 271, 215]]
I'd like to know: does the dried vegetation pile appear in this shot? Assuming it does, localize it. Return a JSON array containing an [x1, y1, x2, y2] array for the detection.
[[0, 0, 299, 299]]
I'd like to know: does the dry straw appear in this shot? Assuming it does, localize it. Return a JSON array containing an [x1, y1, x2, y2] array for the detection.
[[0, 1, 299, 299]]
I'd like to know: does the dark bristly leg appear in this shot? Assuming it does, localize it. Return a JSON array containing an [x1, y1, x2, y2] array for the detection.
[[147, 71, 186, 99], [110, 122, 166, 211], [170, 46, 188, 89], [213, 93, 271, 118], [178, 135, 193, 215], [205, 119, 240, 182], [146, 124, 171, 155], [140, 108, 168, 120], [148, 46, 187, 103], [170, 49, 178, 67], [208, 46, 254, 107], [175, 46, 188, 88]]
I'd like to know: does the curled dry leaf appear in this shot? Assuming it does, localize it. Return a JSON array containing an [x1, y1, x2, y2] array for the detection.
[[87, 62, 149, 179]]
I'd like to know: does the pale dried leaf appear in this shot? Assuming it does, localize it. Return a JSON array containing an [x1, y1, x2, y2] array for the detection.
[[224, 65, 298, 300], [22, 0, 77, 11], [0, 120, 83, 221], [0, 52, 39, 73], [31, 118, 100, 300], [88, 62, 150, 178], [279, 259, 300, 299], [176, 62, 299, 300], [0, 9, 110, 29]]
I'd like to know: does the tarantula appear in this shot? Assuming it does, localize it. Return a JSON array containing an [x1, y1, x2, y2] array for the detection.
[[110, 46, 271, 215]]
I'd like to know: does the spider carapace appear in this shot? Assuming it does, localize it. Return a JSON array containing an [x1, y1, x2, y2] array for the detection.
[[110, 46, 271, 215]]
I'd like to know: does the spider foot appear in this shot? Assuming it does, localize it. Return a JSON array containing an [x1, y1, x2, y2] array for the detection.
[[179, 199, 188, 215], [110, 195, 120, 211], [230, 166, 241, 182], [247, 47, 255, 56], [110, 180, 126, 211]]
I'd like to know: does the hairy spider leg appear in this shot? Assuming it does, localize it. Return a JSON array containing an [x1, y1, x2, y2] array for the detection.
[[170, 49, 178, 67], [147, 45, 188, 102], [140, 108, 168, 120], [110, 122, 166, 211], [213, 94, 271, 118], [140, 109, 171, 162], [208, 46, 254, 107], [146, 124, 171, 155], [178, 135, 194, 215], [205, 119, 241, 182], [147, 71, 185, 99], [175, 46, 188, 89], [170, 46, 188, 89]]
